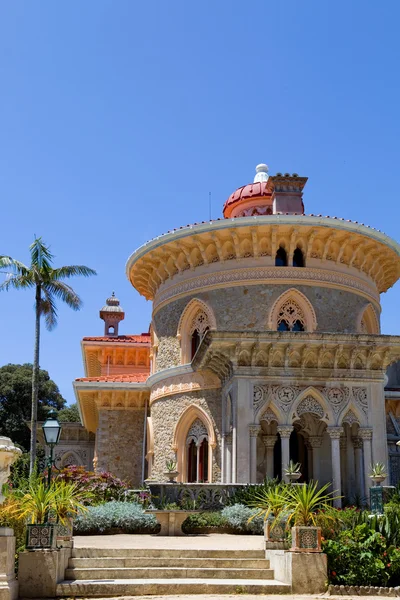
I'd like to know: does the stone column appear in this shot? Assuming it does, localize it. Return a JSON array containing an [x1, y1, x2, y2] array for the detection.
[[359, 428, 373, 498], [224, 433, 232, 483], [263, 435, 277, 479], [328, 427, 343, 508], [346, 427, 356, 499], [277, 426, 293, 483], [249, 425, 261, 484], [353, 436, 365, 500], [309, 436, 323, 484], [340, 436, 347, 499]]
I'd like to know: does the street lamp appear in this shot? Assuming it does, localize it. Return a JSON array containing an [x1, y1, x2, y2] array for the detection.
[[42, 410, 62, 488]]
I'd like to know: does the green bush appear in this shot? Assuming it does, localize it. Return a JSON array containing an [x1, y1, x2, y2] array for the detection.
[[228, 478, 281, 506], [222, 503, 263, 534], [323, 523, 400, 587], [74, 501, 158, 534], [182, 511, 228, 533]]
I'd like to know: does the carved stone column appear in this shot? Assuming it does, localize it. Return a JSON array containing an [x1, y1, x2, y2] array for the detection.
[[224, 433, 232, 483], [346, 428, 356, 500], [249, 425, 261, 483], [277, 426, 293, 483], [262, 435, 277, 479], [328, 427, 343, 507], [352, 436, 365, 500], [359, 428, 373, 497], [308, 436, 323, 484]]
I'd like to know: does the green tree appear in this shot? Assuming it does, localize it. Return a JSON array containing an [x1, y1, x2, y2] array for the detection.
[[0, 238, 96, 473], [0, 363, 65, 450], [57, 403, 81, 423]]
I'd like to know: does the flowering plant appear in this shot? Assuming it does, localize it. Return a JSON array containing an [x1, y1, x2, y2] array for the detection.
[[54, 465, 129, 504]]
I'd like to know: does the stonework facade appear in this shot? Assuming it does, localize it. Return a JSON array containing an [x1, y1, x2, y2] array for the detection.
[[73, 163, 400, 504]]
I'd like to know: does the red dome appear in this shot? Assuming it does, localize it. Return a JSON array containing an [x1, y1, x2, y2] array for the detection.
[[223, 180, 273, 218]]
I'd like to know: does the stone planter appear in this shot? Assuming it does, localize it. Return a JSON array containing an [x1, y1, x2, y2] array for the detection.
[[287, 472, 302, 483], [370, 475, 386, 486], [145, 509, 199, 536], [264, 518, 287, 549], [26, 524, 56, 550], [291, 525, 322, 552], [0, 437, 22, 504], [164, 471, 179, 483]]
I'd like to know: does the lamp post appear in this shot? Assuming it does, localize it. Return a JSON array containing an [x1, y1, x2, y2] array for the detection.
[[42, 410, 62, 489]]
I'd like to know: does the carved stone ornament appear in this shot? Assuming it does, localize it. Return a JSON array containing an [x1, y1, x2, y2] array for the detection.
[[249, 424, 261, 437], [352, 436, 363, 450], [262, 435, 277, 448], [190, 310, 210, 336], [260, 407, 278, 425], [320, 386, 350, 415], [358, 428, 373, 440], [253, 384, 269, 413], [342, 409, 359, 426], [327, 427, 344, 439], [352, 387, 368, 415], [277, 425, 293, 438], [308, 436, 323, 448], [277, 299, 306, 331], [186, 418, 208, 447], [297, 396, 325, 419], [272, 385, 301, 413]]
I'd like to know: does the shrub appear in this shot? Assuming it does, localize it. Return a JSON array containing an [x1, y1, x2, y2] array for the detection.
[[54, 466, 129, 504], [228, 478, 281, 506], [222, 503, 263, 534], [73, 501, 158, 534], [182, 511, 228, 533], [323, 523, 400, 587]]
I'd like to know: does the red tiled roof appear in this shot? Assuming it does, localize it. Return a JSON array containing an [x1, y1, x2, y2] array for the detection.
[[82, 334, 150, 344], [223, 181, 272, 212], [76, 373, 149, 383]]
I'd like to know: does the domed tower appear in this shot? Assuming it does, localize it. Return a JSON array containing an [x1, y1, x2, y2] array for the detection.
[[100, 292, 125, 336], [123, 162, 400, 498]]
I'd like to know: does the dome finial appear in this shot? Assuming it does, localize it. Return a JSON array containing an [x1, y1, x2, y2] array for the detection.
[[254, 163, 269, 183]]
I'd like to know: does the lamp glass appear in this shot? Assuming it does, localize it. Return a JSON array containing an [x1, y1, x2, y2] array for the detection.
[[42, 412, 62, 445]]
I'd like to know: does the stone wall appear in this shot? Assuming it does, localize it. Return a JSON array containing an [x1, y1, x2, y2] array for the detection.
[[154, 284, 374, 343], [155, 336, 181, 371], [96, 409, 145, 485], [150, 389, 222, 482]]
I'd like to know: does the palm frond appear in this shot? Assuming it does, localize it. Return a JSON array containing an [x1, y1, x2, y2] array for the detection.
[[29, 238, 54, 271], [0, 256, 31, 276], [44, 280, 82, 310], [0, 273, 35, 292], [40, 290, 58, 331], [52, 265, 97, 280]]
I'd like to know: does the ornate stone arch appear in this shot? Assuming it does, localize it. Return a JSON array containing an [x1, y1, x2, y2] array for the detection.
[[268, 288, 317, 332], [339, 404, 366, 427], [357, 303, 380, 334], [172, 404, 216, 483], [292, 387, 332, 425], [177, 298, 217, 363], [58, 450, 82, 468]]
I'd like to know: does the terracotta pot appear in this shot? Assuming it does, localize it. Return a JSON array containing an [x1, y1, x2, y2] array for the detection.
[[291, 526, 322, 552]]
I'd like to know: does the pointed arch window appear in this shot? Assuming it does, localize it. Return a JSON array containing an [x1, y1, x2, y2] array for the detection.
[[189, 310, 210, 359], [186, 418, 209, 483], [275, 246, 288, 266], [277, 299, 306, 332], [293, 247, 305, 268]]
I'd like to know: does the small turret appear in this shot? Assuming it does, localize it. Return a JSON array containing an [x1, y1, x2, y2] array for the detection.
[[100, 292, 125, 336]]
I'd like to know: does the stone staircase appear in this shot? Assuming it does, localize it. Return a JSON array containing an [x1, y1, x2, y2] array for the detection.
[[56, 547, 291, 596]]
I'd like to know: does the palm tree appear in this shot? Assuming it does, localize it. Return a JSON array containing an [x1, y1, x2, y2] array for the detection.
[[0, 238, 96, 474]]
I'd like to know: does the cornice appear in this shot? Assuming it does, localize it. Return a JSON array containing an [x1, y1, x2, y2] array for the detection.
[[153, 265, 379, 313], [147, 364, 193, 387], [126, 216, 400, 300]]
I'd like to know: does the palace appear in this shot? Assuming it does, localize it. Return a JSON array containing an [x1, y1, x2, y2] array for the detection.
[[72, 164, 400, 503]]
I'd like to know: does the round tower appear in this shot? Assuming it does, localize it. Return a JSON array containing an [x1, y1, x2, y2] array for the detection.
[[100, 292, 125, 336]]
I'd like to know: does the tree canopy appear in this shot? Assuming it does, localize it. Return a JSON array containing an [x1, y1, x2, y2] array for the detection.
[[57, 403, 81, 423], [0, 363, 66, 450]]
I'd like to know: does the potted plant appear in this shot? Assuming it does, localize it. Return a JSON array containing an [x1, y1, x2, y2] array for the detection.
[[164, 458, 179, 483], [249, 482, 290, 546], [287, 481, 339, 552], [369, 462, 387, 486], [53, 481, 91, 545], [284, 460, 302, 483]]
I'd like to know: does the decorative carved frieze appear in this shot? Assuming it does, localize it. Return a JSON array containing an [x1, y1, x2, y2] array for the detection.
[[327, 426, 344, 439], [342, 409, 359, 425], [260, 407, 278, 425], [358, 427, 373, 440], [262, 435, 278, 448], [352, 387, 368, 415], [150, 370, 220, 403], [297, 396, 325, 419], [249, 424, 261, 437], [277, 425, 293, 438]]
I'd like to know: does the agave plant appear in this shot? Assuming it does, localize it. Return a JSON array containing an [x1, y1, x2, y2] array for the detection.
[[248, 482, 291, 525], [4, 480, 58, 524], [52, 481, 91, 524], [286, 481, 340, 527], [165, 458, 177, 473], [369, 462, 388, 479], [284, 460, 302, 475]]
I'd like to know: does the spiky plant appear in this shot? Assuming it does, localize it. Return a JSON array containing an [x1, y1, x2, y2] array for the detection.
[[0, 238, 96, 473]]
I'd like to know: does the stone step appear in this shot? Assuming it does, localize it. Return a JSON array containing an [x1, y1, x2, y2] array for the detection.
[[65, 566, 275, 580], [56, 578, 291, 597], [69, 556, 270, 569], [72, 548, 265, 559]]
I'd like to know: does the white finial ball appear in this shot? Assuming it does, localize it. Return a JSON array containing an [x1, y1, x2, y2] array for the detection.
[[254, 163, 269, 183]]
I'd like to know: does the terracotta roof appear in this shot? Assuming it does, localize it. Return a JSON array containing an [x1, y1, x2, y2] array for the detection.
[[76, 373, 149, 383], [82, 334, 150, 344], [223, 181, 272, 212]]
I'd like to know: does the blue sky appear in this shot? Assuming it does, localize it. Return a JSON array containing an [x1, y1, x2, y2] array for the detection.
[[1, 1, 399, 404]]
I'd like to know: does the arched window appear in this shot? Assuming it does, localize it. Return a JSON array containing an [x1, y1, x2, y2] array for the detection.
[[277, 299, 306, 332], [191, 329, 201, 359], [177, 299, 216, 364], [275, 246, 287, 266], [186, 418, 209, 483], [293, 247, 305, 268], [189, 311, 209, 359]]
